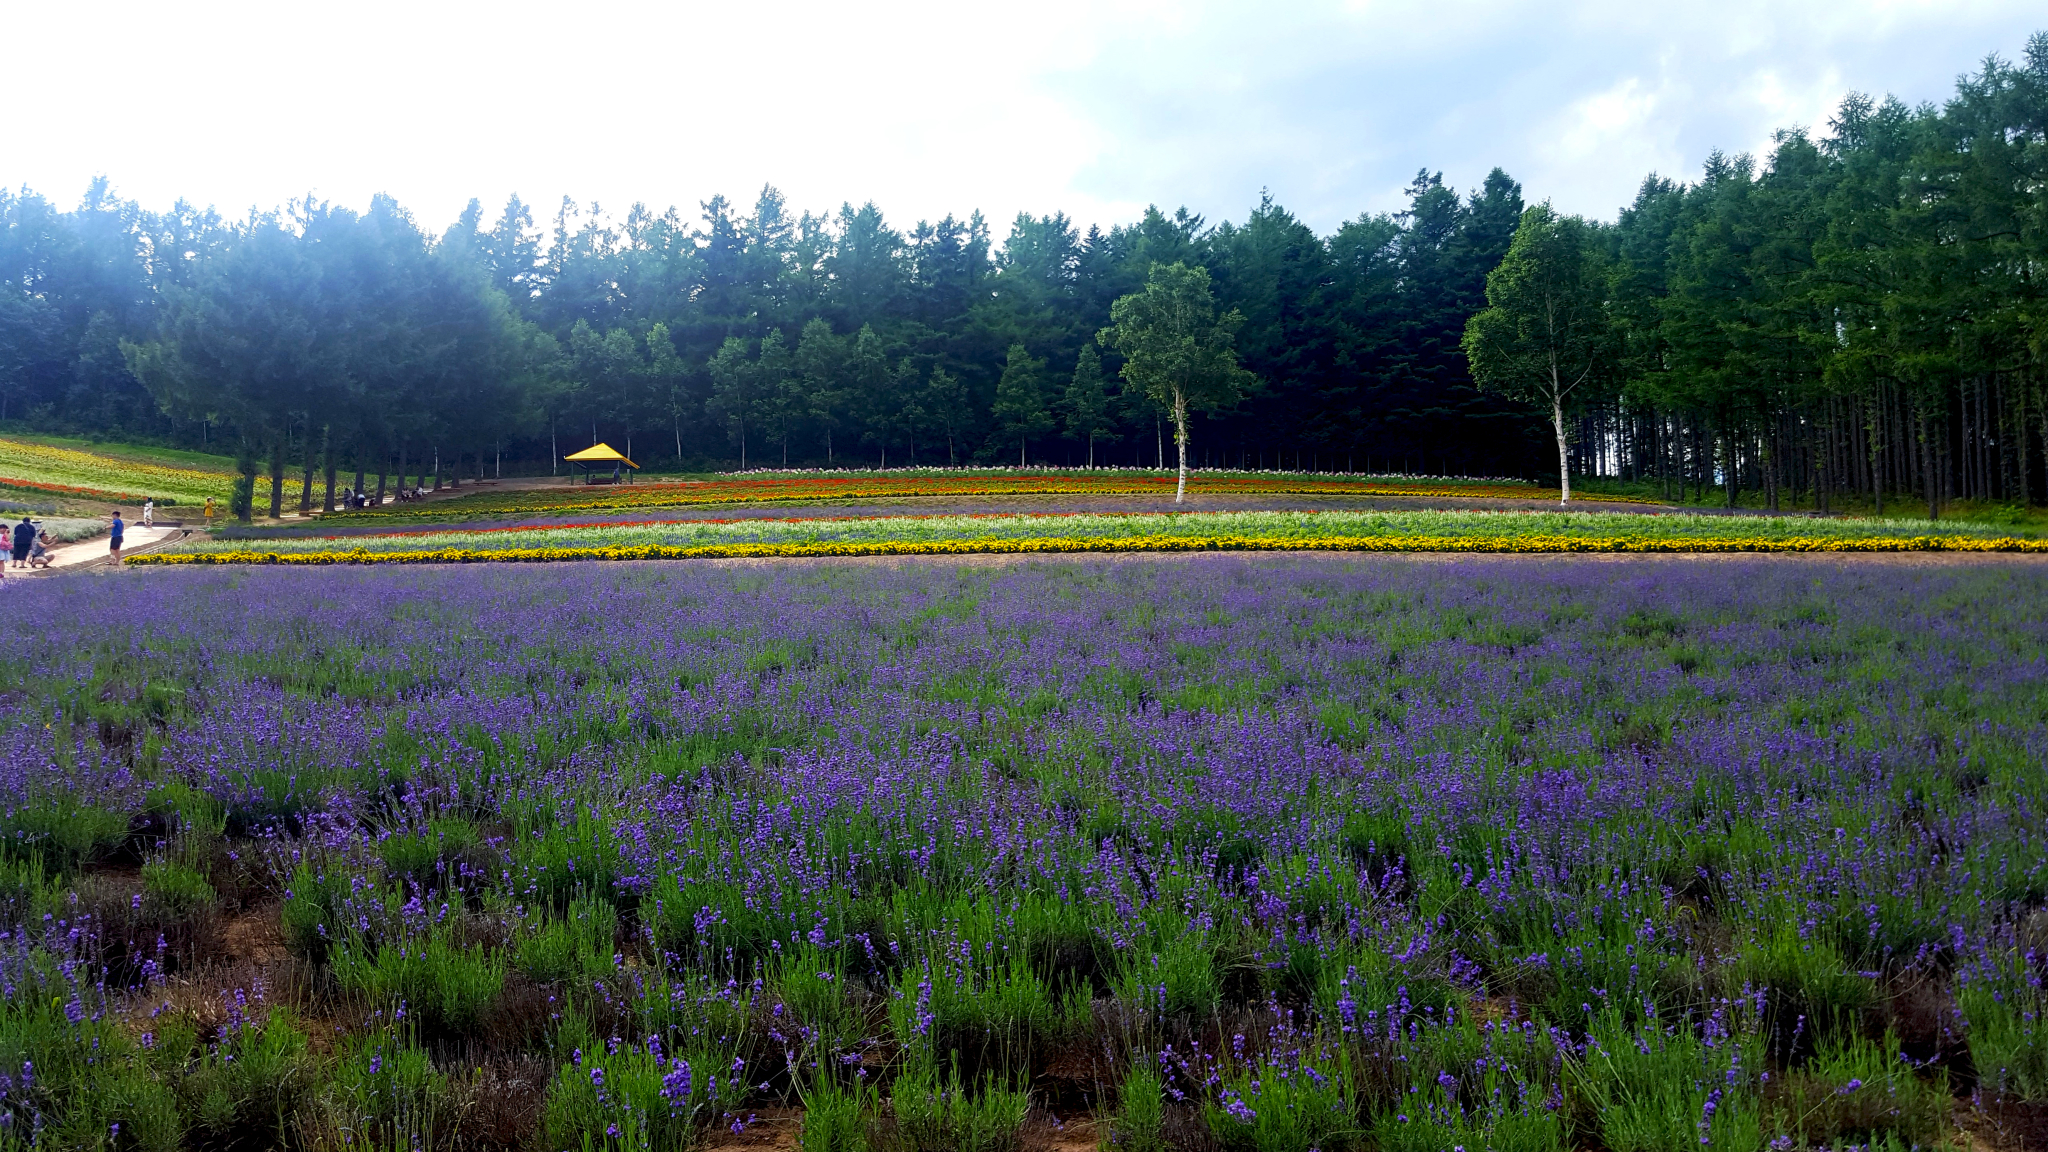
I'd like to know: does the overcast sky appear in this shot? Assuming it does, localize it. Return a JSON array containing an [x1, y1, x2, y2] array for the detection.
[[6, 1, 2042, 241]]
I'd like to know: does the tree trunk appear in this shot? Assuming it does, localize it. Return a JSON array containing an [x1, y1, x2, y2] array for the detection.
[[321, 426, 336, 514], [268, 436, 285, 519], [375, 462, 387, 506], [1173, 390, 1190, 503], [1920, 411, 1938, 521], [298, 425, 314, 512], [1551, 386, 1571, 504]]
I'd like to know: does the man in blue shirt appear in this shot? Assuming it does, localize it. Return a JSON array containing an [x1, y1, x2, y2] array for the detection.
[[109, 511, 124, 566]]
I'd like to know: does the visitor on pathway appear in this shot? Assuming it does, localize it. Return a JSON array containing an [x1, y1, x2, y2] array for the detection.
[[9, 516, 33, 569], [204, 496, 215, 526], [29, 525, 50, 569], [143, 499, 154, 528], [109, 511, 124, 566]]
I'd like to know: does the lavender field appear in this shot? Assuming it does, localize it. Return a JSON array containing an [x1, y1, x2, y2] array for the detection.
[[4, 556, 2047, 1151]]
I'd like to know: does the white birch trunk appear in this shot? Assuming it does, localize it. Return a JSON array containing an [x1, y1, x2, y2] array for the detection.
[[1173, 389, 1190, 503]]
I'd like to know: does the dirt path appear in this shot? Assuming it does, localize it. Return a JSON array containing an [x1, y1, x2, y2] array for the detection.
[[3, 523, 183, 578]]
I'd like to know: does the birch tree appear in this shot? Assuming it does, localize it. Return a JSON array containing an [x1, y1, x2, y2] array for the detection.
[[1461, 205, 1615, 503], [1098, 263, 1254, 502]]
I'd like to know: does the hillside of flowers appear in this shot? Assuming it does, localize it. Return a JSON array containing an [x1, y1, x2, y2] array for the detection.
[[0, 437, 235, 507], [321, 471, 1639, 523], [3, 556, 2046, 1150]]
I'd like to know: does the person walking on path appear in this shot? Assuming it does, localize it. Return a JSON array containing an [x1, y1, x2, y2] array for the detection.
[[204, 496, 215, 526], [9, 516, 33, 569], [142, 500, 154, 528], [109, 510, 124, 566]]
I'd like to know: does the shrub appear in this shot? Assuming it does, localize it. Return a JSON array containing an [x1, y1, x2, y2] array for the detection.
[[514, 895, 620, 985], [0, 938, 181, 1151], [888, 1059, 1030, 1152], [299, 1033, 451, 1151], [1736, 923, 1873, 1059], [333, 929, 505, 1038], [0, 795, 129, 873], [1960, 946, 2048, 1102], [1102, 1065, 1167, 1152], [1569, 1007, 1762, 1152], [174, 1006, 315, 1152], [540, 1036, 747, 1152], [379, 817, 491, 891], [797, 1073, 877, 1152], [142, 857, 216, 916], [1199, 1042, 1355, 1152], [1761, 1033, 1948, 1149], [1113, 930, 1220, 1021]]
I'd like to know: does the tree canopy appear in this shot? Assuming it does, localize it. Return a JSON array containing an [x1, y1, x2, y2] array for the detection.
[[3, 28, 2046, 515]]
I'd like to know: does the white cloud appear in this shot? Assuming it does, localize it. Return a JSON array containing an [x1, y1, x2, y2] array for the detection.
[[0, 0, 2038, 237]]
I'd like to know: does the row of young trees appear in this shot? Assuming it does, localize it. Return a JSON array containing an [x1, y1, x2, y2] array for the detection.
[[2, 31, 2043, 513], [1470, 34, 2048, 516]]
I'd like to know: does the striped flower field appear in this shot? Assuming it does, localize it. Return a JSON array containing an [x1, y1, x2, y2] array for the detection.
[[146, 507, 2045, 564], [317, 470, 1654, 522]]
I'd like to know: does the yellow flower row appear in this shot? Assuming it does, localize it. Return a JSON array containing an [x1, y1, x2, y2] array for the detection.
[[131, 533, 2048, 567]]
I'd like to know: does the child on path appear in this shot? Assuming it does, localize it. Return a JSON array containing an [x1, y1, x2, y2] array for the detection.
[[142, 499, 154, 528], [109, 511, 124, 566]]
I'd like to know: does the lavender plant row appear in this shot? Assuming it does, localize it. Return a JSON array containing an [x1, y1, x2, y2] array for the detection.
[[1, 555, 2045, 1150]]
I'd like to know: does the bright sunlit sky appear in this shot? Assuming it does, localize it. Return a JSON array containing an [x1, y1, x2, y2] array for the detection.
[[6, 1, 2042, 240]]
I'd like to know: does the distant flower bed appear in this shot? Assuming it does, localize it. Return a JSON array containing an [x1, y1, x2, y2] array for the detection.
[[134, 531, 2048, 566], [164, 508, 2029, 560], [323, 473, 1655, 521]]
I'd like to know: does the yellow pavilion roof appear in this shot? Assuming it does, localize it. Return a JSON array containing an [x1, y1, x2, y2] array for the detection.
[[562, 443, 639, 468]]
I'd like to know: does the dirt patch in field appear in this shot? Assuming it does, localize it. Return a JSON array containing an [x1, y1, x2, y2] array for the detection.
[[219, 903, 290, 965]]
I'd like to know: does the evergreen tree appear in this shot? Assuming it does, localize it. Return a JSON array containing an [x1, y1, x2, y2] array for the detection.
[[991, 344, 1051, 466], [1061, 345, 1114, 466]]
